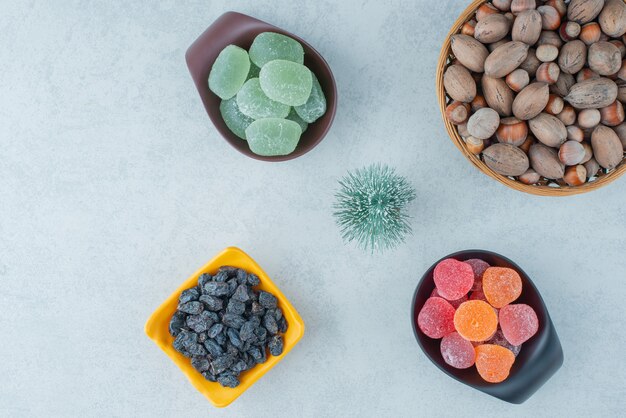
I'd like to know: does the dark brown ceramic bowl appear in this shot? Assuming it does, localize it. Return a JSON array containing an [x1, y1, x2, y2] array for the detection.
[[186, 11, 337, 162], [411, 250, 564, 404]]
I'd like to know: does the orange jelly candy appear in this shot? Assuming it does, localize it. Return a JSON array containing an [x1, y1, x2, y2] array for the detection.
[[474, 344, 515, 383], [482, 267, 522, 308], [453, 300, 498, 342]]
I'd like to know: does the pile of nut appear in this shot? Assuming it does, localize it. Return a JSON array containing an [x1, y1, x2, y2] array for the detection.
[[444, 0, 626, 186]]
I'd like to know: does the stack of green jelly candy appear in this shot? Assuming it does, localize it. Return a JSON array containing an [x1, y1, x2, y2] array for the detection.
[[208, 32, 327, 157]]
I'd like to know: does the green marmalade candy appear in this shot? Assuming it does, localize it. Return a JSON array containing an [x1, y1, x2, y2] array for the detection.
[[285, 108, 308, 133], [208, 45, 250, 100], [249, 32, 304, 67], [295, 72, 326, 123], [259, 60, 313, 106], [219, 97, 254, 140], [245, 118, 302, 156], [236, 78, 290, 119]]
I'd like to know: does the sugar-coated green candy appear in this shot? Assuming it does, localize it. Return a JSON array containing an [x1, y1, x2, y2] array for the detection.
[[246, 63, 261, 80], [286, 108, 308, 133], [295, 72, 326, 123], [208, 45, 250, 100], [237, 78, 290, 119], [245, 118, 302, 156], [259, 60, 313, 106], [249, 32, 304, 67], [219, 97, 254, 140]]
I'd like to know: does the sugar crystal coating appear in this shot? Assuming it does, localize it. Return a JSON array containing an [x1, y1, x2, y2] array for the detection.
[[486, 328, 522, 357], [249, 32, 304, 67], [482, 267, 523, 308], [294, 72, 327, 123], [431, 288, 467, 309], [285, 108, 308, 133], [219, 97, 254, 140], [454, 300, 498, 342], [236, 78, 290, 119], [417, 296, 456, 339], [474, 344, 515, 383], [433, 258, 474, 300], [245, 118, 302, 156], [465, 258, 490, 292], [440, 332, 476, 369], [499, 304, 539, 346], [208, 45, 250, 100], [260, 60, 313, 106]]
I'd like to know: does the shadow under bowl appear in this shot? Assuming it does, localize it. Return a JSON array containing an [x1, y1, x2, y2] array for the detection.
[[186, 11, 338, 162], [410, 249, 563, 404]]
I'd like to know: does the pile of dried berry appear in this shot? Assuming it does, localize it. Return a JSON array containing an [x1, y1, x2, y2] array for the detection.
[[169, 266, 288, 388], [417, 258, 539, 383]]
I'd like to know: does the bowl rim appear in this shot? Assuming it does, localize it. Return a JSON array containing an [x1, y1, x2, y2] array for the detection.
[[186, 11, 338, 162], [436, 0, 626, 196], [144, 246, 305, 407], [410, 249, 563, 403]]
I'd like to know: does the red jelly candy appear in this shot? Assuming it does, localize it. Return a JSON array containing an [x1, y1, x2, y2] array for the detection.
[[499, 304, 539, 346], [486, 328, 521, 356], [431, 288, 467, 309], [482, 267, 522, 308], [433, 258, 474, 301], [464, 258, 490, 291], [417, 297, 456, 339], [440, 332, 476, 369]]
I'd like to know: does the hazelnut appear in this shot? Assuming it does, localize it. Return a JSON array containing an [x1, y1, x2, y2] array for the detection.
[[446, 101, 471, 125], [563, 165, 587, 186], [579, 22, 601, 45], [545, 94, 564, 115], [536, 62, 560, 84], [462, 20, 477, 37], [578, 109, 601, 129], [558, 140, 586, 165], [557, 105, 577, 126], [465, 136, 485, 154], [518, 168, 541, 184], [599, 101, 625, 127], [496, 117, 529, 146], [566, 125, 585, 142], [506, 69, 530, 92]]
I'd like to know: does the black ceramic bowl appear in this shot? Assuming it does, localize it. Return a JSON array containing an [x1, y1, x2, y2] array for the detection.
[[411, 250, 563, 404]]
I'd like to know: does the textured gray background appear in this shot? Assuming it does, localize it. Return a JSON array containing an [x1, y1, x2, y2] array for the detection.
[[1, 0, 625, 417]]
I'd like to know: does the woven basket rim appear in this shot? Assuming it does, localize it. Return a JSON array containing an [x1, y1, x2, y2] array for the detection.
[[436, 0, 626, 196]]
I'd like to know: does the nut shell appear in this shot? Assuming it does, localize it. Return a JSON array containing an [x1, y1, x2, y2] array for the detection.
[[600, 101, 625, 127], [588, 42, 622, 76], [512, 10, 543, 45], [563, 165, 587, 185], [598, 0, 626, 38], [567, 0, 604, 24], [506, 69, 530, 92], [545, 94, 565, 115], [558, 40, 587, 74], [482, 75, 515, 116], [475, 13, 511, 43], [536, 62, 561, 84], [558, 105, 577, 125], [529, 112, 568, 147], [591, 125, 624, 169], [529, 143, 565, 179], [578, 108, 601, 128], [584, 157, 601, 177], [444, 64, 477, 103], [579, 22, 602, 45], [468, 108, 501, 140], [536, 44, 559, 62], [496, 117, 529, 146], [537, 5, 561, 30], [482, 143, 530, 176], [446, 101, 471, 124], [513, 82, 550, 120], [484, 41, 530, 78], [450, 34, 490, 73], [518, 168, 541, 184], [558, 140, 586, 165], [564, 78, 618, 109]]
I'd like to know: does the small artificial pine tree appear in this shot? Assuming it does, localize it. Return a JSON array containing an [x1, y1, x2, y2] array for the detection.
[[333, 164, 416, 252]]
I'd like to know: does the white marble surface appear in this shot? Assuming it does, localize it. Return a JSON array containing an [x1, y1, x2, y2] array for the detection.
[[1, 1, 625, 417]]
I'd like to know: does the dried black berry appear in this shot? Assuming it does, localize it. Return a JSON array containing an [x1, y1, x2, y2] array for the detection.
[[263, 313, 278, 335], [247, 286, 258, 301], [248, 346, 263, 363], [198, 332, 208, 343], [232, 284, 250, 302], [268, 335, 284, 356], [218, 266, 238, 276], [187, 343, 207, 356], [179, 288, 200, 304], [222, 313, 245, 329], [227, 328, 243, 349], [247, 273, 260, 286], [198, 273, 213, 289], [203, 282, 230, 296], [225, 342, 239, 357], [199, 295, 223, 311], [202, 371, 217, 382], [239, 321, 257, 342], [214, 270, 230, 282], [203, 339, 223, 358], [231, 359, 248, 373], [278, 317, 288, 333], [258, 291, 277, 309], [236, 269, 248, 284], [226, 299, 245, 315], [215, 332, 226, 346], [217, 373, 239, 388], [226, 279, 238, 296], [186, 311, 215, 333], [251, 301, 265, 316], [210, 355, 234, 375], [254, 326, 267, 343], [207, 323, 224, 339], [173, 329, 198, 353], [191, 356, 210, 372], [178, 301, 204, 315], [272, 308, 283, 321], [169, 311, 186, 337]]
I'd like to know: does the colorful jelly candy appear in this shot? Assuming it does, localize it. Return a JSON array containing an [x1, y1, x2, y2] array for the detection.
[[285, 108, 309, 133], [499, 304, 539, 346], [465, 258, 490, 291], [260, 60, 313, 106], [440, 332, 476, 369], [482, 267, 522, 308], [433, 258, 474, 301], [219, 97, 254, 139], [208, 45, 250, 100], [486, 328, 521, 357], [245, 118, 302, 156], [454, 300, 498, 342], [431, 288, 467, 309], [295, 72, 327, 123], [248, 32, 304, 67], [236, 78, 290, 119], [474, 344, 515, 383], [417, 297, 456, 339]]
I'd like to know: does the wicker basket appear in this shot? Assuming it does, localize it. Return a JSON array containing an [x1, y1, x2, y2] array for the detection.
[[436, 0, 626, 196]]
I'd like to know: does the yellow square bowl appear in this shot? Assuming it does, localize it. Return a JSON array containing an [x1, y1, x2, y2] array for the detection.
[[144, 246, 305, 407]]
